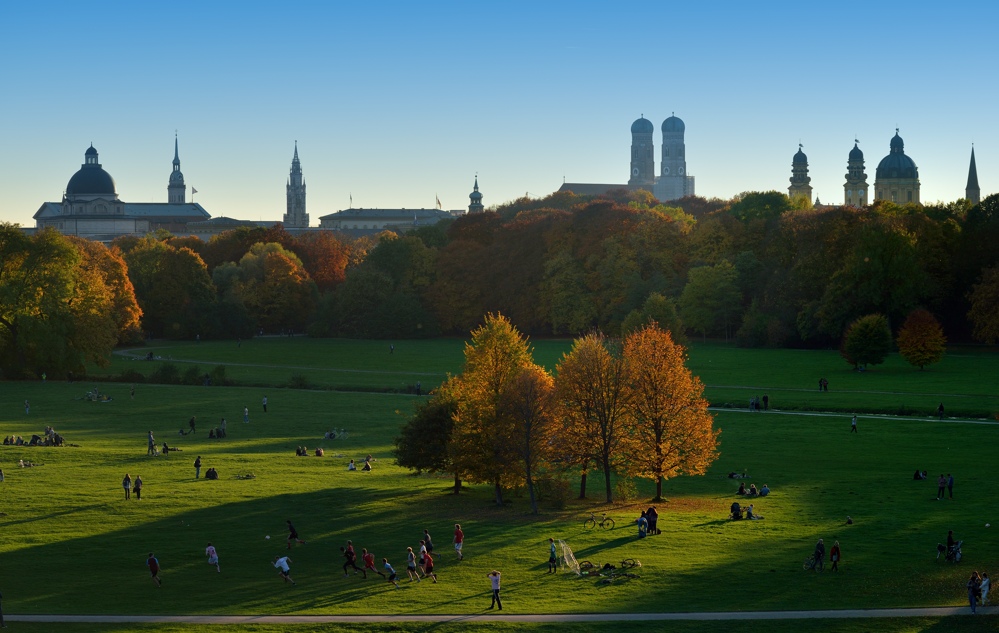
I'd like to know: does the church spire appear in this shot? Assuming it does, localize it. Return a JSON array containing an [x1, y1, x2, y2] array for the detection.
[[167, 133, 186, 203], [966, 146, 980, 205], [284, 141, 308, 227]]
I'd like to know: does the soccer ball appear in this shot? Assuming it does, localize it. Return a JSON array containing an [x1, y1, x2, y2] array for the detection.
[[987, 524, 991, 528], [265, 535, 271, 539]]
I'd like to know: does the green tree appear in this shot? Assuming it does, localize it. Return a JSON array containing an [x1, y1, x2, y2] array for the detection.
[[621, 292, 685, 342], [841, 314, 892, 369], [968, 265, 999, 344], [896, 309, 946, 370], [394, 394, 462, 493], [679, 261, 742, 340]]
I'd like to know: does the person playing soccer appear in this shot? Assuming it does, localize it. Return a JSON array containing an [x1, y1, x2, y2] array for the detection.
[[382, 558, 400, 588], [147, 553, 162, 587], [423, 550, 439, 583], [340, 544, 365, 577], [423, 529, 434, 553], [362, 548, 385, 578], [548, 537, 558, 573], [273, 556, 295, 585], [286, 520, 306, 549], [453, 523, 464, 561], [205, 542, 220, 572]]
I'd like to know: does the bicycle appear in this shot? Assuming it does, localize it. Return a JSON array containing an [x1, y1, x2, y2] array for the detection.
[[803, 555, 816, 570], [619, 558, 642, 569], [583, 512, 616, 530]]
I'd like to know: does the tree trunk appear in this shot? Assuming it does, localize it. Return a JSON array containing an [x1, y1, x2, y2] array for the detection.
[[578, 471, 588, 499], [604, 463, 614, 504], [526, 460, 538, 515], [452, 473, 462, 494], [654, 475, 663, 502], [494, 480, 504, 506]]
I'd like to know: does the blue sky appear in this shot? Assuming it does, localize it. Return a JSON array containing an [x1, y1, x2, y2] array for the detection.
[[2, 1, 995, 226]]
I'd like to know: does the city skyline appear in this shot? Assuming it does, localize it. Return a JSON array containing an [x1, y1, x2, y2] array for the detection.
[[2, 1, 996, 227]]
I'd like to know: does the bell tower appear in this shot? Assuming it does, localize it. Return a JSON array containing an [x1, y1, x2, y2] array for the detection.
[[788, 144, 813, 204], [628, 116, 655, 186], [843, 140, 868, 206], [283, 142, 308, 227], [168, 133, 186, 204]]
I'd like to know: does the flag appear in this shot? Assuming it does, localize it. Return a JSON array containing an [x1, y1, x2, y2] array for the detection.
[[192, 188, 198, 194], [350, 193, 353, 208], [436, 195, 442, 210]]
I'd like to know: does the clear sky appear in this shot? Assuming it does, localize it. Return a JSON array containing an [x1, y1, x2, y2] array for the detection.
[[2, 1, 995, 226]]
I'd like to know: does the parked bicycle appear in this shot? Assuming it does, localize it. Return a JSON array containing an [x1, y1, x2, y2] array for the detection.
[[583, 512, 616, 530]]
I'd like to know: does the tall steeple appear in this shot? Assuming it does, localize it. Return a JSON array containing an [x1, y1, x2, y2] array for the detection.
[[283, 141, 308, 227], [167, 133, 186, 204], [468, 176, 484, 213], [628, 116, 655, 186], [788, 143, 813, 204], [966, 146, 981, 205]]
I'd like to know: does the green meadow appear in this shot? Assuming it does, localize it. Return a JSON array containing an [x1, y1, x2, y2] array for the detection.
[[2, 338, 999, 632]]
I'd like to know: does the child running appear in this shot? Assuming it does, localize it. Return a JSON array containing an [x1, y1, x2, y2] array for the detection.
[[362, 548, 385, 578], [406, 547, 421, 582], [147, 553, 162, 587], [341, 544, 365, 577], [205, 542, 220, 572], [423, 550, 439, 583], [382, 558, 400, 588], [453, 523, 464, 561], [418, 540, 429, 577], [273, 556, 296, 585], [286, 520, 306, 549]]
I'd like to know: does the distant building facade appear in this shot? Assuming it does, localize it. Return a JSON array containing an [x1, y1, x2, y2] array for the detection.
[[318, 208, 460, 232], [560, 114, 695, 201], [33, 143, 210, 242]]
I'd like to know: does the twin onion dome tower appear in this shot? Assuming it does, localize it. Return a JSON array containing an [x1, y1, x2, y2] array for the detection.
[[790, 131, 980, 206]]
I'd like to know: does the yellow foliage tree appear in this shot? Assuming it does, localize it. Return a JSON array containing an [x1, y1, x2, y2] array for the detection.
[[896, 309, 946, 370], [502, 364, 558, 514], [621, 324, 720, 501], [555, 332, 630, 503]]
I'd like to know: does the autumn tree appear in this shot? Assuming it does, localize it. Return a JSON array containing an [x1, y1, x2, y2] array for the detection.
[[68, 238, 143, 344], [502, 364, 558, 514], [968, 265, 999, 343], [841, 314, 892, 369], [896, 309, 946, 370], [621, 324, 719, 500], [555, 332, 630, 503], [445, 313, 536, 506], [679, 261, 742, 340], [394, 393, 462, 493], [293, 230, 351, 292]]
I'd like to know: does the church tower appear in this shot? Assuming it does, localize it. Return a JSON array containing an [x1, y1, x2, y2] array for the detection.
[[629, 116, 655, 186], [788, 144, 813, 204], [284, 142, 308, 227], [468, 177, 484, 213], [874, 130, 920, 204], [167, 134, 186, 204], [843, 141, 868, 206], [966, 146, 981, 205], [654, 114, 693, 201]]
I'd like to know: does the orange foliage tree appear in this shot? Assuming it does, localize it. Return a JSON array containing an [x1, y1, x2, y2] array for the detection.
[[896, 309, 946, 370], [502, 364, 559, 514], [621, 324, 719, 500]]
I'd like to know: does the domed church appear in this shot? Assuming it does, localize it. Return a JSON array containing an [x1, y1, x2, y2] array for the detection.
[[34, 138, 210, 242], [874, 129, 920, 204]]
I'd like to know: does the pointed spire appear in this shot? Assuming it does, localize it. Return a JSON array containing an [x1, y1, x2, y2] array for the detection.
[[173, 132, 180, 165], [967, 146, 981, 204], [293, 140, 299, 163]]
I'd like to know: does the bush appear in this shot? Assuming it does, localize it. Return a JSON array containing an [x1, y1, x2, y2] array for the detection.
[[210, 365, 229, 387], [116, 369, 146, 384], [288, 373, 312, 389], [182, 365, 203, 385], [150, 362, 181, 384], [535, 477, 571, 510], [614, 478, 639, 503]]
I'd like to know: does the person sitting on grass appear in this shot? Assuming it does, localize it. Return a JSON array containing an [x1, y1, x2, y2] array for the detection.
[[347, 459, 357, 471], [315, 447, 324, 457], [737, 482, 747, 495], [362, 460, 372, 472], [748, 483, 759, 497], [746, 504, 764, 520], [759, 483, 770, 497]]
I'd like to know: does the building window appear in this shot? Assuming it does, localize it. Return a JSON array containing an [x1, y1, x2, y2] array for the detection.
[[907, 191, 912, 202], [891, 192, 897, 202]]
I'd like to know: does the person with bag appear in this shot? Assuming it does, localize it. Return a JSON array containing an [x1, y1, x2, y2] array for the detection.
[[830, 541, 841, 571]]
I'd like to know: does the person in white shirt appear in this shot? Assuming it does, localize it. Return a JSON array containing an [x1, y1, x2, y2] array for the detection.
[[205, 543, 220, 572], [273, 556, 295, 585]]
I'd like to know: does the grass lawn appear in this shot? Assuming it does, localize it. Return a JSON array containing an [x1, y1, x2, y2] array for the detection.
[[2, 338, 999, 632]]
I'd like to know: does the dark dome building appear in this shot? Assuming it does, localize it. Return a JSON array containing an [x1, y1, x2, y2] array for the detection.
[[874, 130, 920, 204], [65, 145, 118, 197], [631, 117, 654, 134]]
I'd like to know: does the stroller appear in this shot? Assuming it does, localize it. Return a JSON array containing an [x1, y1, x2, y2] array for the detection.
[[730, 502, 743, 520], [936, 540, 962, 562]]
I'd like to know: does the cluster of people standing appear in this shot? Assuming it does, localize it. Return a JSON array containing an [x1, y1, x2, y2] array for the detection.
[[748, 395, 769, 411]]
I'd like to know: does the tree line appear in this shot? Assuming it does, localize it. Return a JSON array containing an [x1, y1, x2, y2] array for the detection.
[[392, 315, 719, 511]]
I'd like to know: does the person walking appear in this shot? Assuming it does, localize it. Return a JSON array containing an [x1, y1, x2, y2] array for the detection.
[[262, 396, 268, 413], [122, 473, 132, 500], [130, 384, 135, 399], [487, 570, 502, 609], [273, 556, 295, 585], [937, 474, 947, 500], [194, 456, 202, 479], [981, 572, 991, 605], [938, 403, 945, 420], [968, 571, 982, 614], [243, 407, 250, 424], [286, 520, 306, 549], [548, 537, 558, 573], [220, 418, 227, 438], [133, 475, 143, 501], [948, 474, 955, 499], [206, 543, 220, 572], [454, 523, 464, 561], [830, 541, 841, 571], [189, 417, 196, 434], [24, 400, 29, 415], [147, 431, 156, 456], [851, 415, 858, 433], [147, 553, 162, 587], [812, 539, 825, 572], [762, 394, 769, 411]]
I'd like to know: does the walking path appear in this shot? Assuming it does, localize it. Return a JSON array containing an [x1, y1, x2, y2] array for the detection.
[[7, 606, 996, 624]]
